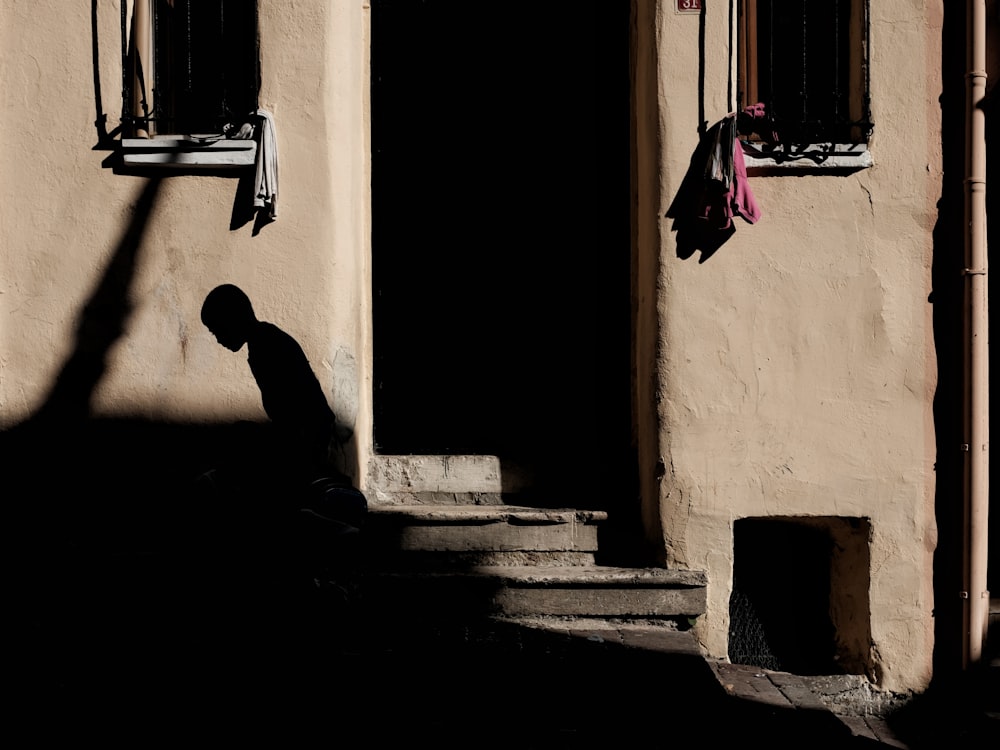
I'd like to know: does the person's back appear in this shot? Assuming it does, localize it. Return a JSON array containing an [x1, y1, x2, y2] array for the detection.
[[246, 319, 337, 473]]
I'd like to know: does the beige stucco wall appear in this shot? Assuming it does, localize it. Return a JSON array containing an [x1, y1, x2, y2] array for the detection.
[[648, 2, 941, 693], [0, 1, 372, 481]]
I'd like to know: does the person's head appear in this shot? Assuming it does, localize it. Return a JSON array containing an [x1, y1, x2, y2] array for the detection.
[[201, 284, 257, 351]]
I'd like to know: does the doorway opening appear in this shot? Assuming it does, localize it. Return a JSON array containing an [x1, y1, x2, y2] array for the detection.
[[370, 2, 632, 510]]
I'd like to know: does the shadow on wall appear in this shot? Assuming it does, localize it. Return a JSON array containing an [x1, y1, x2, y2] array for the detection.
[[6, 174, 358, 539], [665, 119, 739, 263], [3, 177, 223, 556], [2, 177, 362, 714]]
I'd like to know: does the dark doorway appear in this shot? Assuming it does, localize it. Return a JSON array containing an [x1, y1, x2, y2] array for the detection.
[[371, 2, 632, 507]]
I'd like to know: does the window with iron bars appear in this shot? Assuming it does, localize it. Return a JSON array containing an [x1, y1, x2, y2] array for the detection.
[[121, 0, 260, 139], [737, 0, 873, 159]]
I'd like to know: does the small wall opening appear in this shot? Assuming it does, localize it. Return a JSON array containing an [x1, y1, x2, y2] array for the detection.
[[729, 516, 872, 676]]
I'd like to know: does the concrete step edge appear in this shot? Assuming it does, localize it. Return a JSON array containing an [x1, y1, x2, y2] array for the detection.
[[367, 504, 609, 525], [367, 564, 707, 588], [496, 616, 705, 654], [362, 550, 598, 568]]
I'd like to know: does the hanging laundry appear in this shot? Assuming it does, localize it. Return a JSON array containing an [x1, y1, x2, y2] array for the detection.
[[254, 108, 279, 221], [690, 114, 762, 230], [729, 139, 761, 226], [739, 101, 779, 144], [704, 113, 737, 191], [666, 114, 762, 261]]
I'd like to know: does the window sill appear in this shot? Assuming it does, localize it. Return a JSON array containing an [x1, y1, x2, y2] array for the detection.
[[121, 135, 257, 168], [742, 142, 872, 170]]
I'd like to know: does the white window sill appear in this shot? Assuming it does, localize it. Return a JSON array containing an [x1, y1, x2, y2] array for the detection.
[[742, 142, 872, 170], [121, 135, 257, 168]]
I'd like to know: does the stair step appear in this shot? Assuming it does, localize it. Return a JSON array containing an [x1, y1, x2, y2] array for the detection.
[[365, 504, 606, 556], [363, 564, 707, 621], [357, 502, 707, 623], [367, 616, 704, 658]]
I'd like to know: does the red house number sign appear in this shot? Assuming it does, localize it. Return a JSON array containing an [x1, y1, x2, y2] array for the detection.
[[677, 0, 702, 11]]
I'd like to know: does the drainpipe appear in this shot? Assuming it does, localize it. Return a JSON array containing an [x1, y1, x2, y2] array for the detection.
[[962, 0, 989, 670]]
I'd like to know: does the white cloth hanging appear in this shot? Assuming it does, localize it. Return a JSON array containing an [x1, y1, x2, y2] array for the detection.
[[254, 108, 279, 220]]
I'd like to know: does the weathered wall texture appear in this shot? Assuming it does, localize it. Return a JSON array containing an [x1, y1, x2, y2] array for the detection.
[[0, 0, 371, 481], [649, 2, 940, 693]]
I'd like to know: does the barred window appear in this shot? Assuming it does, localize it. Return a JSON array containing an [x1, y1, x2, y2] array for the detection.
[[122, 0, 260, 138], [738, 0, 872, 149]]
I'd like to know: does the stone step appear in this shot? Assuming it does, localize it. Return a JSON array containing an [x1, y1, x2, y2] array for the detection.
[[363, 504, 607, 564], [362, 563, 707, 622], [356, 502, 707, 624], [367, 455, 528, 505]]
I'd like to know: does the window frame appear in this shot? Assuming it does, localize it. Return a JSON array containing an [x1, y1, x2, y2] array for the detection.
[[118, 0, 261, 169], [736, 0, 873, 169]]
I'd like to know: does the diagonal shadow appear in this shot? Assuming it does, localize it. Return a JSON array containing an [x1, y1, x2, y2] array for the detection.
[[32, 177, 161, 423]]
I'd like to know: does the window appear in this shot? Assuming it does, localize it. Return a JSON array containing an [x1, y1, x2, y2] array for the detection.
[[738, 0, 872, 166], [120, 0, 260, 167]]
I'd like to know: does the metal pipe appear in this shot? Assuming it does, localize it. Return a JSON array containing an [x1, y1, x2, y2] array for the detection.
[[963, 0, 989, 669]]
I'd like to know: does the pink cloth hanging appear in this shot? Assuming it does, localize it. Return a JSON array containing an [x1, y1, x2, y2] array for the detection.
[[699, 125, 761, 230], [729, 139, 761, 226]]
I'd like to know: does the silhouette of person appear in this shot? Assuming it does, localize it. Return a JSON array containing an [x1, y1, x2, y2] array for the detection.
[[199, 284, 365, 532], [201, 284, 338, 477]]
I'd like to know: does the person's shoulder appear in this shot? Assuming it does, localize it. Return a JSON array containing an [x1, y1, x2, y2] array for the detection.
[[251, 321, 302, 349], [255, 320, 286, 337]]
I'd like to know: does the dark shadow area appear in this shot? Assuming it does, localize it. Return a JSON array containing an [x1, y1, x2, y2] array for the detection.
[[882, 682, 1000, 750], [2, 179, 358, 733], [921, 2, 1000, 733], [229, 170, 258, 229], [342, 619, 871, 750], [17, 602, 947, 748], [370, 1, 633, 516], [745, 164, 870, 177], [985, 0, 999, 673], [729, 518, 839, 675], [929, 0, 974, 687], [698, 0, 707, 128]]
